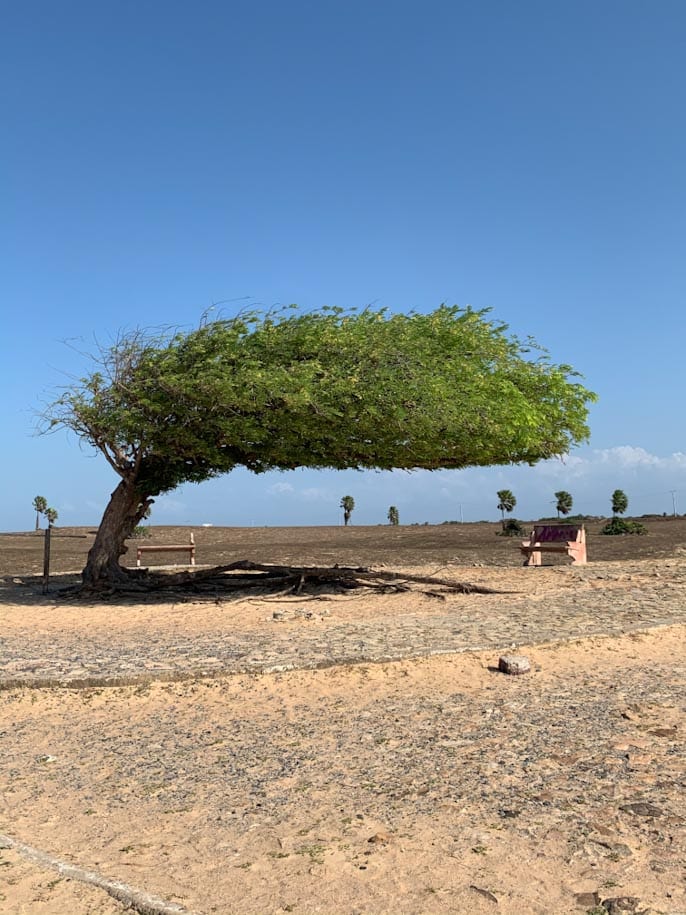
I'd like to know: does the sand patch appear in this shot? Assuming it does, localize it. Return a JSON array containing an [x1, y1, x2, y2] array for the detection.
[[0, 559, 685, 913]]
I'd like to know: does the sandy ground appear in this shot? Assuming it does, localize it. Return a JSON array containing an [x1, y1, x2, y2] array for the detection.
[[1, 557, 685, 914]]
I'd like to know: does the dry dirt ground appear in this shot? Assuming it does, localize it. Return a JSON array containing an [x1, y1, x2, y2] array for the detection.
[[1, 521, 685, 915], [4, 518, 686, 576]]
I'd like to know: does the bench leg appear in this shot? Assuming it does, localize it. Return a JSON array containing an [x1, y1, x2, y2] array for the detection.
[[524, 550, 541, 566]]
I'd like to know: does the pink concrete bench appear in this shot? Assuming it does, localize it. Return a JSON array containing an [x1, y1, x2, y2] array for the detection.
[[520, 524, 587, 566], [136, 533, 195, 567]]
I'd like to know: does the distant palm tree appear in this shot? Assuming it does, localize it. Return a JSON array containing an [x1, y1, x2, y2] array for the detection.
[[387, 505, 399, 526], [340, 495, 355, 526], [45, 508, 58, 527], [496, 489, 516, 521], [554, 490, 573, 517], [32, 495, 48, 530], [611, 489, 628, 516]]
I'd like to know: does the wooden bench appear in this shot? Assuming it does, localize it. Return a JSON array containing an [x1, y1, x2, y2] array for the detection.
[[520, 524, 587, 566], [136, 533, 196, 567]]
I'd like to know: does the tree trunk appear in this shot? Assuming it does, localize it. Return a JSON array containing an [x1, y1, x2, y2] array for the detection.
[[82, 479, 150, 587]]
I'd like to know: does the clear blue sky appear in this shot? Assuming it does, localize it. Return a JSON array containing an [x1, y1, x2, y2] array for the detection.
[[3, 1, 685, 530]]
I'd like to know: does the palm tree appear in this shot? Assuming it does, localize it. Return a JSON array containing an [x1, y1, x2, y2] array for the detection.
[[554, 490, 573, 518], [32, 495, 48, 531], [340, 495, 355, 526], [496, 489, 516, 522], [387, 505, 399, 526], [611, 490, 628, 516], [45, 508, 58, 527]]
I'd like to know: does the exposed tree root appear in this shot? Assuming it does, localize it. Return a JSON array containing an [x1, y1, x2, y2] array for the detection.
[[0, 832, 197, 915], [62, 561, 506, 600]]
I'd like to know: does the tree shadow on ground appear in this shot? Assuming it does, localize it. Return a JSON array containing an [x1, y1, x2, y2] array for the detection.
[[2, 563, 508, 607]]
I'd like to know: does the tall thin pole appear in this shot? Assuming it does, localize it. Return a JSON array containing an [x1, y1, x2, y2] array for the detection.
[[670, 490, 677, 517], [42, 525, 52, 594]]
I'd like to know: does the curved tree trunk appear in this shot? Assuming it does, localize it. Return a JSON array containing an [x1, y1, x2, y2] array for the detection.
[[82, 479, 150, 587]]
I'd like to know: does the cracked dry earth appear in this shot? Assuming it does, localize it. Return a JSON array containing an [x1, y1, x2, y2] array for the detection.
[[0, 559, 685, 914]]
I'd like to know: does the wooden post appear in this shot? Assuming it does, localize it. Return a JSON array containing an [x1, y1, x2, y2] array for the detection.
[[42, 525, 52, 594]]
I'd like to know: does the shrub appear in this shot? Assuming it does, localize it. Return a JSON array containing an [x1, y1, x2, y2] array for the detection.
[[497, 518, 525, 537], [600, 518, 646, 536], [131, 525, 151, 539]]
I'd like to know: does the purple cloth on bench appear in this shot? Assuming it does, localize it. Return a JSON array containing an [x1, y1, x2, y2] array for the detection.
[[531, 525, 580, 542]]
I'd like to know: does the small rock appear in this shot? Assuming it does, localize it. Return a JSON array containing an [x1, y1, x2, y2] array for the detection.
[[611, 843, 634, 859], [620, 709, 641, 722], [649, 727, 677, 737], [272, 611, 287, 621], [498, 654, 531, 675], [574, 891, 600, 907], [367, 831, 392, 844], [498, 808, 520, 818], [600, 897, 642, 914], [294, 608, 322, 621], [619, 801, 663, 817]]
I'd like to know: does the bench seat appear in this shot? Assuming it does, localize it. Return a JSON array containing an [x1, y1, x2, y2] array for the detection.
[[136, 534, 195, 567], [520, 524, 587, 566]]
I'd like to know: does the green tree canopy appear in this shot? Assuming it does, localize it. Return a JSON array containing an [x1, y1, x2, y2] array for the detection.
[[387, 505, 399, 525], [45, 305, 595, 586]]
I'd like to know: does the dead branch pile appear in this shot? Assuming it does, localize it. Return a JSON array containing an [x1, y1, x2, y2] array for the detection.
[[64, 561, 505, 600]]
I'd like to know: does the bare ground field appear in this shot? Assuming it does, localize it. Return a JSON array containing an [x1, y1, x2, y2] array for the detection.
[[4, 518, 686, 577], [1, 521, 685, 915]]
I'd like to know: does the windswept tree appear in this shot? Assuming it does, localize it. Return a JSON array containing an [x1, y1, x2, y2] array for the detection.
[[340, 495, 355, 526], [554, 490, 573, 517], [496, 489, 517, 521], [388, 505, 399, 526], [611, 489, 629, 516], [32, 495, 48, 531], [43, 305, 595, 588], [45, 507, 58, 527]]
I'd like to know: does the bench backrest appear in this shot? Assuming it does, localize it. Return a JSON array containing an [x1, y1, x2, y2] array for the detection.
[[531, 524, 584, 543]]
